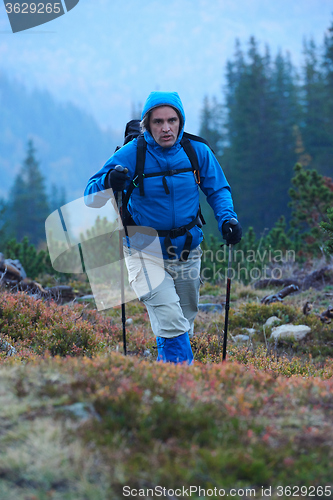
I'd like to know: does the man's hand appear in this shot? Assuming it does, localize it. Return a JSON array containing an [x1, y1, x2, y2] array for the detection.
[[222, 218, 242, 245], [104, 165, 129, 191]]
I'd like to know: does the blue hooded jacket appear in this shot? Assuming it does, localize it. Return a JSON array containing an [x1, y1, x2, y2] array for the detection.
[[84, 91, 237, 259]]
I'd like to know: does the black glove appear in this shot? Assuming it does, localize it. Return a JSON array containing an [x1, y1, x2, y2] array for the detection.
[[222, 218, 242, 245], [104, 165, 129, 191]]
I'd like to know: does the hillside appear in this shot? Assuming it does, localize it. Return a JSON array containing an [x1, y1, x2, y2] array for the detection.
[[0, 275, 333, 497], [0, 71, 122, 202]]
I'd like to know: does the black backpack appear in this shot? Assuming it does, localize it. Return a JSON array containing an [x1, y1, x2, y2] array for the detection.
[[117, 119, 211, 261]]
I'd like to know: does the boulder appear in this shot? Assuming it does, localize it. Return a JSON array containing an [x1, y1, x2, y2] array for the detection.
[[58, 402, 101, 422], [198, 303, 223, 313], [0, 257, 27, 281], [0, 338, 17, 356], [75, 294, 95, 303], [270, 324, 311, 341], [264, 316, 282, 328], [242, 328, 256, 337], [199, 294, 220, 303], [233, 334, 250, 343], [7, 259, 27, 279]]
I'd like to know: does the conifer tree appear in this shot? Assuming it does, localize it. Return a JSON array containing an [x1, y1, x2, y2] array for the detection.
[[49, 183, 66, 213], [4, 236, 46, 279], [289, 163, 333, 253], [320, 207, 333, 255], [222, 38, 299, 232], [0, 198, 9, 250], [301, 38, 327, 172], [199, 95, 224, 156], [265, 216, 298, 254], [321, 19, 333, 176], [8, 140, 50, 246]]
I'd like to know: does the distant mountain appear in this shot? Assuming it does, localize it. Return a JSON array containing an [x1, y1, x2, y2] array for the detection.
[[0, 71, 122, 202]]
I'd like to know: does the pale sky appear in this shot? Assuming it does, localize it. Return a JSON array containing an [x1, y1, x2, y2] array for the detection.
[[0, 0, 332, 134]]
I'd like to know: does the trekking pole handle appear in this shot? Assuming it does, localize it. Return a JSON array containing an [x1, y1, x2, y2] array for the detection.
[[115, 165, 128, 174], [115, 165, 128, 217], [228, 218, 238, 232]]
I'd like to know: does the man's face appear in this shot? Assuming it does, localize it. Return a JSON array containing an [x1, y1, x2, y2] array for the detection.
[[149, 106, 180, 148]]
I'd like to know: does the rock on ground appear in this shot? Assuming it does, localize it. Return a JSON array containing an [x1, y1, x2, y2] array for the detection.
[[242, 328, 256, 337], [264, 316, 282, 328], [198, 303, 223, 313], [233, 334, 250, 343], [270, 324, 311, 341]]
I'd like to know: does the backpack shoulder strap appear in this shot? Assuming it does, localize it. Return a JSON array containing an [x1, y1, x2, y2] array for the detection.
[[180, 132, 215, 184], [180, 134, 199, 173], [135, 134, 147, 197], [122, 134, 146, 215], [182, 132, 215, 154], [182, 131, 213, 150]]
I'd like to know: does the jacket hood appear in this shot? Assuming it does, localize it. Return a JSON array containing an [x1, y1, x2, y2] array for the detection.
[[141, 91, 185, 138]]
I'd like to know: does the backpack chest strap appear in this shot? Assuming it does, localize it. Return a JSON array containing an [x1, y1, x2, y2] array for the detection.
[[144, 167, 193, 178], [135, 134, 201, 197], [144, 167, 194, 194]]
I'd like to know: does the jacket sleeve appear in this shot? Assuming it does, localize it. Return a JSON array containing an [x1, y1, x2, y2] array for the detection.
[[195, 143, 238, 233], [84, 141, 137, 208]]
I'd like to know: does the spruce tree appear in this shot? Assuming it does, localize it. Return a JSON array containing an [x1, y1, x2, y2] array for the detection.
[[4, 236, 46, 279], [320, 207, 333, 255], [49, 183, 66, 213], [223, 37, 269, 229], [8, 140, 50, 246], [270, 51, 300, 205], [0, 197, 9, 250], [321, 19, 333, 176], [199, 95, 224, 157], [223, 38, 299, 233], [289, 163, 333, 253], [301, 38, 327, 172]]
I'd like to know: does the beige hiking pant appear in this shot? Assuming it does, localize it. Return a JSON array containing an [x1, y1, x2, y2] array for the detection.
[[124, 246, 202, 338]]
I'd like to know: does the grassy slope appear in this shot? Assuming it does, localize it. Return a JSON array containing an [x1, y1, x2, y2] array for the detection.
[[0, 287, 333, 499]]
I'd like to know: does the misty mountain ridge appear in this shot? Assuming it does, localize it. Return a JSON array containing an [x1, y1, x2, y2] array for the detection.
[[0, 71, 123, 203]]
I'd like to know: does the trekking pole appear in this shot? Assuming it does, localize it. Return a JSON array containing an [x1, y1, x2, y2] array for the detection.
[[222, 243, 232, 362], [115, 165, 128, 356], [222, 218, 238, 362]]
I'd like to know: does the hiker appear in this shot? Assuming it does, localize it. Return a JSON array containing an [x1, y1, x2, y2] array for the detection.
[[84, 91, 242, 365]]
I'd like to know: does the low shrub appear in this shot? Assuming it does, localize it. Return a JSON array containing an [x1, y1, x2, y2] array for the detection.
[[4, 353, 332, 492], [0, 291, 117, 357]]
